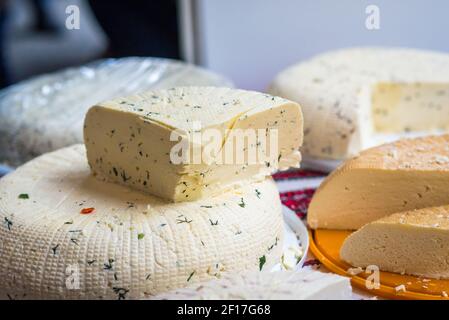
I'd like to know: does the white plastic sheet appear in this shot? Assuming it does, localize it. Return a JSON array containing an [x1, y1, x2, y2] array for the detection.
[[0, 57, 233, 167]]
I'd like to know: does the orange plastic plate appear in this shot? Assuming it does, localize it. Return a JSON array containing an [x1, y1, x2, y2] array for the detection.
[[309, 229, 449, 300]]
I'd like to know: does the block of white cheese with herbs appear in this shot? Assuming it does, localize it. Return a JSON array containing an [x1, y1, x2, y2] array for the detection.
[[269, 47, 449, 160], [84, 87, 303, 202], [0, 145, 284, 299]]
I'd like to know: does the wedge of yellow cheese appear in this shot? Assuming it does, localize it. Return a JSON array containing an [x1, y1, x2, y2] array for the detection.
[[308, 135, 449, 230], [341, 206, 449, 279]]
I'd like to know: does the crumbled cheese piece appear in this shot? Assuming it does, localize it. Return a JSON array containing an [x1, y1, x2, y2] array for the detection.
[[347, 267, 364, 276], [395, 284, 406, 293], [280, 246, 304, 270]]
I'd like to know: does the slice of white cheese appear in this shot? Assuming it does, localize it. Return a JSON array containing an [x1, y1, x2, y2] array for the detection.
[[308, 135, 449, 230], [0, 57, 233, 167], [84, 87, 303, 202], [341, 206, 449, 279], [153, 269, 352, 300], [0, 145, 284, 300], [269, 47, 449, 160]]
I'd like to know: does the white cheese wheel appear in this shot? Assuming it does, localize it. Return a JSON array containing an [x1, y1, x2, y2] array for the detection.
[[84, 87, 303, 202], [0, 145, 283, 300], [0, 57, 233, 167], [341, 206, 449, 279], [153, 269, 352, 300], [269, 47, 449, 160]]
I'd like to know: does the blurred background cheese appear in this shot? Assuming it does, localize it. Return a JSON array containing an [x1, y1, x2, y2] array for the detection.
[[0, 144, 284, 299], [341, 206, 449, 279], [269, 48, 449, 161], [84, 87, 303, 202], [308, 135, 449, 230]]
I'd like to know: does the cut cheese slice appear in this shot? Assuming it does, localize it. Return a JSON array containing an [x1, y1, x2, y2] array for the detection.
[[0, 57, 233, 167], [269, 47, 449, 160], [0, 145, 284, 300], [341, 206, 449, 279], [84, 86, 303, 202], [153, 269, 352, 300], [308, 135, 449, 230]]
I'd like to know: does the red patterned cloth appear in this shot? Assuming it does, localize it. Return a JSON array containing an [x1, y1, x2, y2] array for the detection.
[[273, 169, 326, 219], [275, 169, 366, 298], [272, 169, 325, 180], [279, 188, 316, 219]]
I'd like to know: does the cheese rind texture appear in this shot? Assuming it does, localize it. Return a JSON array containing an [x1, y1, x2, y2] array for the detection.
[[84, 87, 303, 202], [269, 47, 449, 160], [153, 269, 352, 300], [0, 57, 233, 167], [341, 206, 449, 279], [0, 145, 284, 300], [308, 135, 449, 230]]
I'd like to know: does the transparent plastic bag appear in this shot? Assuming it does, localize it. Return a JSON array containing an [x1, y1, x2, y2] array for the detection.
[[0, 57, 233, 167]]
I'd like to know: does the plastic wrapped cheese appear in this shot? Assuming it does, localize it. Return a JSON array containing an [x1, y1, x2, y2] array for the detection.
[[0, 57, 233, 167]]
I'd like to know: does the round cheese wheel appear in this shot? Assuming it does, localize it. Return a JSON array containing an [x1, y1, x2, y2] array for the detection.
[[0, 58, 233, 167], [0, 145, 283, 300], [269, 47, 449, 160]]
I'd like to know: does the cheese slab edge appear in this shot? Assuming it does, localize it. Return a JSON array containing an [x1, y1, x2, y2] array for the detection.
[[340, 206, 449, 279], [308, 135, 449, 230], [84, 87, 303, 202], [153, 269, 352, 300], [0, 144, 284, 299]]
